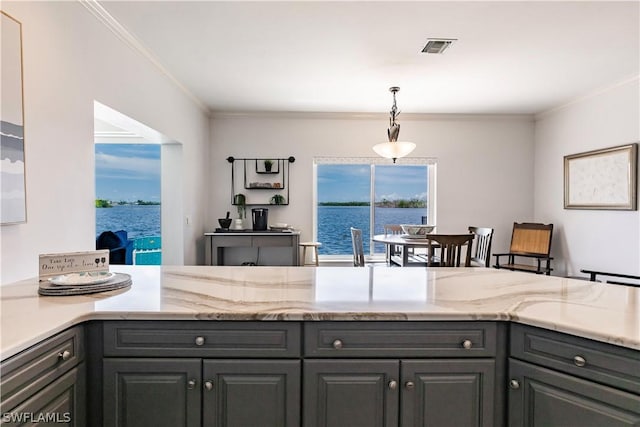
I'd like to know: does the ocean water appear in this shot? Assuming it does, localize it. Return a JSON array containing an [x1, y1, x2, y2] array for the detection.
[[96, 205, 424, 256], [96, 205, 161, 239], [318, 206, 427, 255]]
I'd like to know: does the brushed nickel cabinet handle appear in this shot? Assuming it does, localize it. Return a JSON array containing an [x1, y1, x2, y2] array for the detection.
[[405, 381, 415, 390], [573, 355, 586, 367], [462, 340, 473, 349], [58, 350, 71, 361], [195, 336, 205, 346], [187, 379, 197, 390], [509, 379, 520, 389], [332, 339, 343, 350], [204, 380, 214, 391], [388, 380, 398, 390]]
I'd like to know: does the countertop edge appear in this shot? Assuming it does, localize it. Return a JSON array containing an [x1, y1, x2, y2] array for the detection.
[[2, 310, 638, 361]]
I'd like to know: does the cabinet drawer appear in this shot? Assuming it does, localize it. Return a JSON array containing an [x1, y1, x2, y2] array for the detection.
[[1, 326, 84, 412], [252, 236, 294, 247], [510, 324, 640, 394], [103, 321, 301, 357], [214, 236, 252, 247], [304, 322, 496, 358]]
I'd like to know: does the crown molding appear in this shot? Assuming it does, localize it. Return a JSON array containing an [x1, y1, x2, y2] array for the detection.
[[211, 111, 533, 122], [78, 0, 210, 116], [536, 74, 640, 120]]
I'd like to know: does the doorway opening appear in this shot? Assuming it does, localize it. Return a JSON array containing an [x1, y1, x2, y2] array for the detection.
[[94, 101, 184, 265]]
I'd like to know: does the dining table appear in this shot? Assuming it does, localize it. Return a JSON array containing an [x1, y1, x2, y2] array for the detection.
[[372, 233, 472, 267], [372, 234, 432, 267]]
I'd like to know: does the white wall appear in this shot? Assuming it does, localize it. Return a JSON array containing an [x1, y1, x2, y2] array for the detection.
[[534, 78, 640, 277], [1, 2, 210, 284], [209, 113, 535, 258]]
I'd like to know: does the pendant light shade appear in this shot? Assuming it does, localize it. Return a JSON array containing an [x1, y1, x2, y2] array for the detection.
[[373, 86, 415, 163]]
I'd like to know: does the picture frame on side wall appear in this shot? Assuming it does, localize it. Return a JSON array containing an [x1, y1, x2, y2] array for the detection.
[[564, 143, 638, 210], [1, 11, 27, 224]]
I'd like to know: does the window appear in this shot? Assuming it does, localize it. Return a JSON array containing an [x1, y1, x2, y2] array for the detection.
[[314, 157, 436, 258]]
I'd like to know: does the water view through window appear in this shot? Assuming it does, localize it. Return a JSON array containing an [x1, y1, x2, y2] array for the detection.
[[317, 162, 431, 255], [95, 144, 161, 264]]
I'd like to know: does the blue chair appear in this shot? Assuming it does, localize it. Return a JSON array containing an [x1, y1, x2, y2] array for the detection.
[[96, 231, 128, 264], [133, 236, 162, 265]]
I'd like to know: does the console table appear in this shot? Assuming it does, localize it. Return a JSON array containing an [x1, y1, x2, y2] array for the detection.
[[204, 231, 300, 266]]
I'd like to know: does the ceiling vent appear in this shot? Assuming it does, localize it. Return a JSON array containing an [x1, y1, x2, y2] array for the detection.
[[421, 38, 456, 54]]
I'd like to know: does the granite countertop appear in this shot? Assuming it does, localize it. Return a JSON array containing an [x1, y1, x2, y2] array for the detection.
[[1, 266, 638, 360]]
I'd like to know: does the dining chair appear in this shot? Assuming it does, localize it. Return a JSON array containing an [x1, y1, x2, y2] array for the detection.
[[423, 234, 475, 267], [468, 226, 494, 267], [350, 227, 366, 267], [383, 224, 404, 264]]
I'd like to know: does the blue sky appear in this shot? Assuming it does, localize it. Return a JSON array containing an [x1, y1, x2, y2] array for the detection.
[[317, 164, 428, 203], [95, 144, 160, 202]]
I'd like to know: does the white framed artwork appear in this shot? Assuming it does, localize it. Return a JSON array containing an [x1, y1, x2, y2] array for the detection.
[[564, 143, 638, 210]]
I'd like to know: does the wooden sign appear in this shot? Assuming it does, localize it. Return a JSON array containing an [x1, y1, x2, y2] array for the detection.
[[39, 250, 110, 281]]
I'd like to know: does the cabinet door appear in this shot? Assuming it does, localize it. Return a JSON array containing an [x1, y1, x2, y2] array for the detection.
[[202, 360, 300, 427], [401, 359, 495, 427], [2, 364, 85, 426], [304, 359, 399, 427], [509, 359, 640, 427], [103, 358, 201, 427]]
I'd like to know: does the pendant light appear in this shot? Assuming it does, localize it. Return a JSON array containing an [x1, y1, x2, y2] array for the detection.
[[372, 86, 416, 163]]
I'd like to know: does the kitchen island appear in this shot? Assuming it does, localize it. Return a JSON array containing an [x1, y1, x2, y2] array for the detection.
[[1, 266, 638, 426]]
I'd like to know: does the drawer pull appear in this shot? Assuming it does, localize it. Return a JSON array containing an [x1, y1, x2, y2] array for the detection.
[[332, 339, 343, 350], [58, 350, 71, 361], [462, 340, 473, 349], [509, 379, 520, 389], [405, 381, 415, 390], [187, 379, 197, 390], [195, 336, 205, 346], [388, 380, 398, 390], [573, 355, 586, 367], [204, 380, 214, 391]]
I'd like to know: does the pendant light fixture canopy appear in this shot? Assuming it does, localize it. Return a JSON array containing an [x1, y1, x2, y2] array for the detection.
[[372, 86, 416, 163]]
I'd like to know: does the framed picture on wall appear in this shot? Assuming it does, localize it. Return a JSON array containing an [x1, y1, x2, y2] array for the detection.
[[1, 11, 27, 224], [564, 143, 638, 210]]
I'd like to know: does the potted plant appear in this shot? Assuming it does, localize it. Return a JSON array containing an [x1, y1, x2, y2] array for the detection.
[[263, 159, 274, 172], [270, 194, 286, 205]]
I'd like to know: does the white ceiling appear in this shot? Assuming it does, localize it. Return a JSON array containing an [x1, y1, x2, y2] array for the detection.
[[99, 1, 639, 115]]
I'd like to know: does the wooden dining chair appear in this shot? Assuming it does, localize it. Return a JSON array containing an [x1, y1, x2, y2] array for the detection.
[[383, 224, 404, 264], [423, 234, 475, 267], [350, 227, 366, 267], [468, 226, 494, 267]]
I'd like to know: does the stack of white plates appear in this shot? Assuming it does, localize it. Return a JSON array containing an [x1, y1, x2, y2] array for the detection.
[[39, 271, 131, 296]]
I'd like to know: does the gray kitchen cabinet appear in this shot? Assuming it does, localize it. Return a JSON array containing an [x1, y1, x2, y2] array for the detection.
[[304, 359, 399, 427], [401, 359, 496, 427], [2, 365, 86, 427], [101, 321, 302, 427], [103, 358, 202, 427], [508, 359, 640, 426], [202, 360, 300, 427], [303, 322, 499, 427], [509, 324, 640, 427], [304, 359, 496, 427], [0, 326, 85, 426], [103, 359, 300, 427]]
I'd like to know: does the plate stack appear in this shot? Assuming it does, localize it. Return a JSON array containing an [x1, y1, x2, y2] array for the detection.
[[38, 271, 132, 296]]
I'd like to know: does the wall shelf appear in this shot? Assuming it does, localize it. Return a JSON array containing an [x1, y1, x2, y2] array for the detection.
[[227, 157, 295, 206]]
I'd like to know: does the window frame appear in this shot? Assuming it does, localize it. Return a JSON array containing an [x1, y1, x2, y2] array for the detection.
[[313, 157, 437, 262]]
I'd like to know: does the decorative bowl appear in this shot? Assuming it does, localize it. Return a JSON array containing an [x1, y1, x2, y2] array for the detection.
[[400, 224, 435, 236], [218, 218, 232, 229]]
